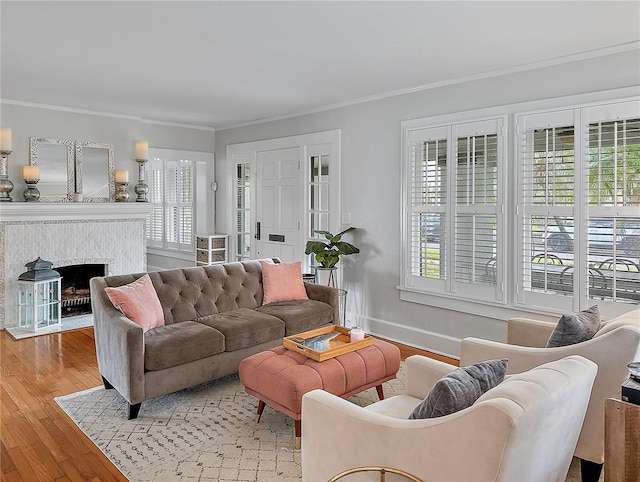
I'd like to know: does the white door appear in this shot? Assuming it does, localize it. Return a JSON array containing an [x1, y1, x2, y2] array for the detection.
[[255, 148, 301, 261]]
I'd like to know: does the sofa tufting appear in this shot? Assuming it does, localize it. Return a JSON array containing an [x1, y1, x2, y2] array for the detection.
[[90, 258, 339, 419]]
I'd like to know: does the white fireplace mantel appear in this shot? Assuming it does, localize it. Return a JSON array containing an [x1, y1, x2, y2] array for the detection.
[[0, 202, 153, 330], [0, 202, 153, 222]]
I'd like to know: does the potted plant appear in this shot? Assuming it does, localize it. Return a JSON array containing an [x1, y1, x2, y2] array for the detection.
[[305, 227, 359, 286]]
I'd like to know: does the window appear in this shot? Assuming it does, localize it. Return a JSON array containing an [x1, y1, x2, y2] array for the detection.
[[307, 153, 331, 267], [517, 100, 640, 311], [402, 97, 639, 317], [403, 117, 506, 303], [146, 148, 210, 253], [235, 162, 251, 261]]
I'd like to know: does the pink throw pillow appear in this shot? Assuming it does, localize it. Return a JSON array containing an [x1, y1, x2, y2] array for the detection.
[[260, 261, 309, 305], [104, 274, 165, 332]]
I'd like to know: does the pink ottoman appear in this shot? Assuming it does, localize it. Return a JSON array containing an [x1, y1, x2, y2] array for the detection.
[[239, 338, 401, 448]]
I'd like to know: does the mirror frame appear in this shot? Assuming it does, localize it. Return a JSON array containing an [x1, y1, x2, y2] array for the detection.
[[75, 141, 115, 202], [29, 137, 75, 202]]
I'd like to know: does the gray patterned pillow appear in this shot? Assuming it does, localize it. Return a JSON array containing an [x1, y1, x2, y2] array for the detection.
[[546, 305, 600, 348], [408, 358, 509, 419]]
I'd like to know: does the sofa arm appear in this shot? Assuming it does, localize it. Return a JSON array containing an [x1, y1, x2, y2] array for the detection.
[[507, 317, 556, 347], [405, 355, 458, 399], [303, 281, 339, 325], [90, 277, 146, 404]]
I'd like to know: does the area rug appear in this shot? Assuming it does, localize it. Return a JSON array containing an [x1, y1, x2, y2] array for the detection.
[[55, 367, 407, 481], [55, 364, 589, 482]]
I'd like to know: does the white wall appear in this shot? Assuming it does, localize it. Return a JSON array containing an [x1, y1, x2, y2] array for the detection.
[[214, 50, 640, 358], [0, 102, 215, 271]]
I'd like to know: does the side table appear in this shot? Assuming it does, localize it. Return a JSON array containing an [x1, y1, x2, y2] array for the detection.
[[605, 397, 639, 481]]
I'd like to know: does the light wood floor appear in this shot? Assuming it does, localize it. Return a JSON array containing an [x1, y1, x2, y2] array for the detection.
[[0, 327, 457, 481]]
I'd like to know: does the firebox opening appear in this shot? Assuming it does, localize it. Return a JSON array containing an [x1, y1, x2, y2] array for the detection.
[[56, 264, 106, 318]]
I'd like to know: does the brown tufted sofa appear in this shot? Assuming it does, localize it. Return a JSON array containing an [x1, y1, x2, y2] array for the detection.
[[90, 258, 339, 419]]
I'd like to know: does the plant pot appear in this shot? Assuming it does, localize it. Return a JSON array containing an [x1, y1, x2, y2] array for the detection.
[[313, 266, 337, 287]]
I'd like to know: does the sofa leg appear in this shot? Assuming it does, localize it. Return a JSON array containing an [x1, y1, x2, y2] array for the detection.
[[376, 384, 385, 400], [256, 400, 266, 423], [579, 458, 603, 482], [295, 419, 301, 450], [102, 376, 114, 390], [128, 402, 142, 420]]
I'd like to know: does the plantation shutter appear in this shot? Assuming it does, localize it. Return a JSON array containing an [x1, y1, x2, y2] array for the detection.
[[404, 117, 505, 301], [585, 101, 640, 305], [517, 109, 577, 312], [164, 159, 193, 251], [146, 158, 164, 248], [453, 118, 504, 301], [164, 159, 179, 249], [406, 125, 448, 292], [179, 160, 193, 247], [146, 152, 197, 253]]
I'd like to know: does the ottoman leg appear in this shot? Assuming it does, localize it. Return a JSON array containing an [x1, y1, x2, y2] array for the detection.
[[295, 419, 301, 450], [256, 400, 266, 423], [376, 384, 385, 400]]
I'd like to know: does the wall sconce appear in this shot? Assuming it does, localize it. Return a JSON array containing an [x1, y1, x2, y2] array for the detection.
[[115, 170, 130, 202], [0, 128, 14, 202], [22, 165, 40, 202], [134, 140, 149, 202]]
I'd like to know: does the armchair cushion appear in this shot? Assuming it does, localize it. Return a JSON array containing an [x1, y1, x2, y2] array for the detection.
[[409, 358, 508, 419], [546, 305, 600, 347]]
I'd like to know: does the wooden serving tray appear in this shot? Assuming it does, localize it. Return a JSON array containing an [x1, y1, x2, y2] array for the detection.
[[283, 325, 373, 362]]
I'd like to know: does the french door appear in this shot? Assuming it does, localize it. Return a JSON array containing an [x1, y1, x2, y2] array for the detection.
[[255, 148, 301, 261], [228, 130, 341, 271]]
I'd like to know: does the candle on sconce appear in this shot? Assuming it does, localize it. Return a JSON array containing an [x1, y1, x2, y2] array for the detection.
[[0, 128, 12, 151], [115, 170, 129, 183], [23, 165, 39, 181], [135, 141, 149, 160]]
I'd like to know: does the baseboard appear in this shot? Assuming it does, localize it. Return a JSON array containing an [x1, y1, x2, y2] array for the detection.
[[356, 314, 461, 360]]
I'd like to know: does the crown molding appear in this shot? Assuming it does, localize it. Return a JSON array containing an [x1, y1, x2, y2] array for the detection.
[[218, 41, 640, 130]]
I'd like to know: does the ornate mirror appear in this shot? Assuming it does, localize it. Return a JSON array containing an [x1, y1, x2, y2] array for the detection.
[[29, 137, 75, 202], [75, 142, 114, 202]]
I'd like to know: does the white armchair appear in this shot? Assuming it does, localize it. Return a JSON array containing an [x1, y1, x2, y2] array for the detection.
[[302, 354, 597, 482], [460, 307, 640, 482]]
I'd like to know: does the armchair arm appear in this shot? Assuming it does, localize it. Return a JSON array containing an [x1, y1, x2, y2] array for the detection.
[[507, 317, 556, 347], [90, 277, 145, 404], [303, 281, 339, 325], [461, 327, 640, 463], [301, 389, 512, 482], [405, 355, 458, 399], [460, 337, 561, 374]]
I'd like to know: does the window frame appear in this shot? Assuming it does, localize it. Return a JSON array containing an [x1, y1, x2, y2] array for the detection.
[[146, 147, 211, 256], [399, 94, 640, 321], [401, 114, 507, 305]]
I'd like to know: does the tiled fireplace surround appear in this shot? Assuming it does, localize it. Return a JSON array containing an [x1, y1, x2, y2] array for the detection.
[[0, 203, 152, 331]]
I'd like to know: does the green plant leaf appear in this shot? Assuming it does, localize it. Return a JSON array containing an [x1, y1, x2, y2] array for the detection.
[[335, 241, 359, 255], [305, 227, 359, 267]]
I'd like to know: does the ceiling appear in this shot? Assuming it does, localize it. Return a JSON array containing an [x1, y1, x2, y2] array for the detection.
[[1, 1, 639, 129]]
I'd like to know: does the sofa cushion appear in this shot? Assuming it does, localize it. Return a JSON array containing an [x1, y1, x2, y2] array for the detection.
[[144, 321, 225, 371], [256, 299, 333, 335], [260, 260, 309, 304], [104, 274, 165, 332], [409, 358, 508, 419], [546, 305, 600, 348], [196, 308, 284, 352]]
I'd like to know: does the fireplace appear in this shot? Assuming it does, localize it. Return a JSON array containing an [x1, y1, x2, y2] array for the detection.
[[57, 264, 106, 317], [0, 202, 152, 331]]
